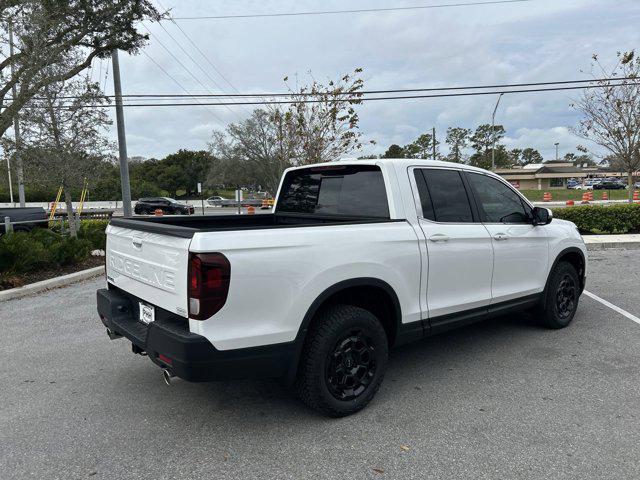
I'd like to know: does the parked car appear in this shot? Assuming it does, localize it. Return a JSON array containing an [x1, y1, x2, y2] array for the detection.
[[0, 207, 47, 235], [133, 197, 194, 215], [593, 178, 626, 190], [98, 159, 587, 417], [579, 179, 601, 190], [634, 181, 640, 190], [205, 196, 231, 207], [566, 179, 580, 189]]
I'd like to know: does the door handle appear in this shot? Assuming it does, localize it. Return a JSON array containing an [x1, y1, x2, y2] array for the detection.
[[429, 234, 450, 243], [132, 236, 143, 248], [493, 233, 508, 241]]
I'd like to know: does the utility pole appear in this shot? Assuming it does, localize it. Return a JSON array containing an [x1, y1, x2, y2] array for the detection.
[[8, 19, 25, 207], [432, 127, 437, 160], [491, 93, 504, 171], [5, 155, 14, 205], [111, 50, 132, 217]]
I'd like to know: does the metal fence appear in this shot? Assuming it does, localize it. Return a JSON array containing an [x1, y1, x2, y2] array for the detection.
[[2, 209, 114, 234]]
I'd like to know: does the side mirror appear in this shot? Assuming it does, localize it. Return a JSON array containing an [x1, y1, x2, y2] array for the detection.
[[532, 206, 552, 226]]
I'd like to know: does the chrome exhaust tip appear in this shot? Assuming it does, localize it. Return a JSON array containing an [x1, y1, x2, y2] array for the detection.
[[106, 328, 122, 340], [162, 369, 174, 386]]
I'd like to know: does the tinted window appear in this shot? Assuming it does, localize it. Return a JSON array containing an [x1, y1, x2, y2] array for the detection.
[[421, 169, 473, 222], [277, 165, 389, 218], [413, 169, 435, 220], [468, 173, 530, 223]]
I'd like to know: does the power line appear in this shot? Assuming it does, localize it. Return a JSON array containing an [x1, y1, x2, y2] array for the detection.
[[141, 50, 227, 123], [172, 0, 533, 20], [142, 23, 242, 119], [51, 81, 640, 108], [25, 76, 636, 101], [156, 0, 245, 97]]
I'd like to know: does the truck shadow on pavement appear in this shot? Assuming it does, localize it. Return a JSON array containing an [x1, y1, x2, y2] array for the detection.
[[127, 309, 574, 422]]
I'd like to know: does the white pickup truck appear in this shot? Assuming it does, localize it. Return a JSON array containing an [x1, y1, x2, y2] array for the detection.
[[97, 159, 587, 416]]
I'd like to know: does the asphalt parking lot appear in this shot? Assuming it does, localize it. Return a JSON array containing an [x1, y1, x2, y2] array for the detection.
[[1, 249, 640, 479]]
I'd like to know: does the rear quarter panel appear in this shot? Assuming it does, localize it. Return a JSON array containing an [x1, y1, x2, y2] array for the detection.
[[188, 221, 422, 350]]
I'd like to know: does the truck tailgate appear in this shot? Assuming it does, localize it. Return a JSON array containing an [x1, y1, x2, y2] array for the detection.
[[106, 224, 191, 317]]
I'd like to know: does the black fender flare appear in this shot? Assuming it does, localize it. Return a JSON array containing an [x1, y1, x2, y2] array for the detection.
[[541, 246, 586, 308], [284, 277, 402, 385]]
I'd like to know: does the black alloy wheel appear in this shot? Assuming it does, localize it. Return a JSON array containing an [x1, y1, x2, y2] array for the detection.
[[555, 274, 576, 320], [326, 329, 377, 402]]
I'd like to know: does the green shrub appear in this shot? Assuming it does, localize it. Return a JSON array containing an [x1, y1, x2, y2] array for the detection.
[[78, 220, 108, 250], [51, 236, 92, 265], [0, 231, 53, 274], [553, 203, 640, 234], [0, 229, 93, 275]]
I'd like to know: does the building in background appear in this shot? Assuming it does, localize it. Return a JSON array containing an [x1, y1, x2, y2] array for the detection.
[[494, 162, 635, 190]]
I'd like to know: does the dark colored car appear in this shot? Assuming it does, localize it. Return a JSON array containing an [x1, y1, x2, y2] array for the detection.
[[0, 207, 47, 234], [593, 179, 626, 190], [134, 198, 194, 215]]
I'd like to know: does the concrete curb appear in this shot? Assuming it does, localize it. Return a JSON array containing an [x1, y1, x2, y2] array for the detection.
[[585, 241, 640, 251], [0, 266, 103, 302]]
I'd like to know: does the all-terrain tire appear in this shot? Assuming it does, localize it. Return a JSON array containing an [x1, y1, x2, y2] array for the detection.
[[541, 261, 580, 329], [295, 304, 388, 417]]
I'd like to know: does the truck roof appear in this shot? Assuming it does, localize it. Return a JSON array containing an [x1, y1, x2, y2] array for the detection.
[[287, 157, 494, 176]]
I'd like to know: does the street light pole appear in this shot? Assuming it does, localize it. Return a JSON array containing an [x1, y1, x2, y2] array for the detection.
[[491, 93, 504, 171], [554, 142, 559, 161], [111, 50, 132, 217]]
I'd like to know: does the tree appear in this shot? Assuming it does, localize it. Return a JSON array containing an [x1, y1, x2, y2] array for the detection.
[[469, 145, 509, 170], [382, 144, 404, 158], [521, 147, 543, 164], [404, 132, 439, 159], [445, 127, 471, 163], [15, 68, 113, 237], [508, 148, 523, 166], [209, 69, 369, 193], [469, 124, 506, 169], [279, 68, 370, 164], [573, 51, 640, 202], [0, 1, 160, 139], [208, 109, 296, 194]]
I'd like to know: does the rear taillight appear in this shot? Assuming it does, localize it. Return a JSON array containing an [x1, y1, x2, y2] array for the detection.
[[188, 252, 230, 320]]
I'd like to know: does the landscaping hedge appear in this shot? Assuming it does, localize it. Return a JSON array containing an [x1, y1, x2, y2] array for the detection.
[[0, 229, 92, 276], [553, 203, 640, 234]]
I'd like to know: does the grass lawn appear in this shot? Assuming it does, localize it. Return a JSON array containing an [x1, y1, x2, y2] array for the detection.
[[520, 189, 635, 201]]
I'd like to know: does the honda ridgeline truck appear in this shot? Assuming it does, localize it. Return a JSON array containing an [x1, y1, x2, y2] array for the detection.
[[97, 159, 587, 417]]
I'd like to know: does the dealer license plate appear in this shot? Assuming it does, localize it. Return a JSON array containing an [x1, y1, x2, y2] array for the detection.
[[139, 302, 155, 324]]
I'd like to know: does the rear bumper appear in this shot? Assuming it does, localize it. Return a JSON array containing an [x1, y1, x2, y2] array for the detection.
[[96, 287, 295, 382]]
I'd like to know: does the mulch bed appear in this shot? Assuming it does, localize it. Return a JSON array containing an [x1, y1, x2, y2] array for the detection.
[[0, 256, 105, 290]]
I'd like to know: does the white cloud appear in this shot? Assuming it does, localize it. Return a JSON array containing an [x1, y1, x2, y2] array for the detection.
[[101, 0, 640, 159]]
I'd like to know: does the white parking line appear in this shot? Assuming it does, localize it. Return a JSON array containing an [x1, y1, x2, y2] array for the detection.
[[583, 290, 640, 325]]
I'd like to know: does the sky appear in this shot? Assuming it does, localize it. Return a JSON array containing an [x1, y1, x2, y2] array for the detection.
[[98, 0, 640, 161]]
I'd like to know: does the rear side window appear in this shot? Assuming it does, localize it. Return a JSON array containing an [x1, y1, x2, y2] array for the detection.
[[419, 169, 474, 223], [277, 165, 390, 218], [467, 173, 530, 223]]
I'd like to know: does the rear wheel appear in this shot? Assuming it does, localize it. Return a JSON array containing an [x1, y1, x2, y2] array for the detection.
[[295, 305, 388, 417], [541, 261, 580, 329]]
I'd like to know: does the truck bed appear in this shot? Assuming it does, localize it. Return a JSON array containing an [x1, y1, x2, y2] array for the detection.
[[110, 213, 401, 238]]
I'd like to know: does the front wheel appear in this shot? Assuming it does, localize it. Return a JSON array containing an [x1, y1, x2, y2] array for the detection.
[[541, 261, 580, 329], [295, 305, 388, 417]]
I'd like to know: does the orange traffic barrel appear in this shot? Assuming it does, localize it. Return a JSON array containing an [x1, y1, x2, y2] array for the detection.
[[602, 191, 608, 201], [581, 192, 590, 204], [154, 208, 163, 216], [634, 191, 640, 202], [247, 206, 255, 215], [542, 192, 552, 202]]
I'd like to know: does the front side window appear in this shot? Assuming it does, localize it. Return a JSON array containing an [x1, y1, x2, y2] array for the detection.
[[277, 165, 390, 218], [467, 173, 530, 223], [419, 169, 474, 223]]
